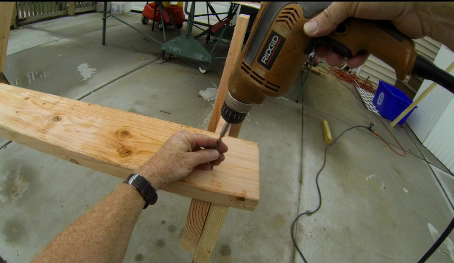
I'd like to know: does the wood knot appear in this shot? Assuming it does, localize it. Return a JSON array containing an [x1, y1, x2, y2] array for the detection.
[[51, 116, 62, 122], [117, 129, 132, 139], [119, 148, 134, 158], [236, 197, 245, 201]]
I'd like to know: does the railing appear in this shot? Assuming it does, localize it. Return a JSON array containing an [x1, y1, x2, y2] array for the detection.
[[15, 2, 96, 26], [17, 2, 68, 24], [75, 2, 96, 13]]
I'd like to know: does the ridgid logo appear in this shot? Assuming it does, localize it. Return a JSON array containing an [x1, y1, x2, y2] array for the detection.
[[258, 31, 286, 70], [261, 35, 280, 64]]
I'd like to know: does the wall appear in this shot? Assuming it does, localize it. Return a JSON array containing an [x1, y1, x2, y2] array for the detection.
[[407, 45, 454, 173], [356, 37, 442, 86], [407, 45, 454, 141]]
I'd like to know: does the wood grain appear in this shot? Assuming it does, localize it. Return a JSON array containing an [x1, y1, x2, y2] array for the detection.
[[192, 204, 228, 263], [0, 2, 14, 72], [181, 14, 250, 254], [180, 199, 211, 251], [390, 62, 454, 127], [0, 83, 259, 210]]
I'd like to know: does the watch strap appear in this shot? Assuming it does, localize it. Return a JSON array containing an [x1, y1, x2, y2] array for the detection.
[[124, 174, 158, 209]]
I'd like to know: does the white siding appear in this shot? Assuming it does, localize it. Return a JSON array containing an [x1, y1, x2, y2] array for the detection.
[[424, 98, 454, 172], [407, 45, 454, 142], [357, 37, 442, 86]]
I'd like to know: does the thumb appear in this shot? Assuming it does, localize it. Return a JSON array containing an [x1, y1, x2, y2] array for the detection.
[[188, 149, 220, 167], [303, 2, 352, 37]]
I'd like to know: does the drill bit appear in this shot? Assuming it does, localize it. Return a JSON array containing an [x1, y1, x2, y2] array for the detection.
[[211, 122, 231, 170]]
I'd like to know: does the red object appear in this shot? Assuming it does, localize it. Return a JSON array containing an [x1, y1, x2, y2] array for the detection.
[[142, 2, 184, 27]]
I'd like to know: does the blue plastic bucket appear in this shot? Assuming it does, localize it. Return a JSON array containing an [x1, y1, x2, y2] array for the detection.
[[372, 80, 417, 126]]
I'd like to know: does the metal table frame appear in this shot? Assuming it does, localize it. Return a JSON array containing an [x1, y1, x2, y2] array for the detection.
[[101, 2, 239, 72]]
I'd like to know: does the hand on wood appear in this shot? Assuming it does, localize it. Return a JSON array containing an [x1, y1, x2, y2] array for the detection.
[[138, 131, 228, 189]]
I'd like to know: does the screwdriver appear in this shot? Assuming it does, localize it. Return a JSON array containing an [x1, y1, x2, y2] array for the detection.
[[210, 122, 231, 170]]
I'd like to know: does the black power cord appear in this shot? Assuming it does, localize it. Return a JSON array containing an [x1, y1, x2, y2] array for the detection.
[[291, 124, 373, 263], [291, 122, 454, 263]]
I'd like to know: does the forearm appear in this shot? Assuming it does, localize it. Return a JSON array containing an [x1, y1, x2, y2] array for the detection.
[[417, 2, 454, 51], [32, 183, 145, 263]]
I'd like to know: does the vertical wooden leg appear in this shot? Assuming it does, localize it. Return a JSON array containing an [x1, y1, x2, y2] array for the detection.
[[179, 14, 250, 262], [192, 204, 229, 263], [0, 2, 14, 73], [180, 199, 211, 251], [228, 123, 243, 138], [11, 2, 18, 29], [68, 2, 76, 16]]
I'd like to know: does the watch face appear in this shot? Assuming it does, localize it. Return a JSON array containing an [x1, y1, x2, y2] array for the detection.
[[129, 174, 139, 184]]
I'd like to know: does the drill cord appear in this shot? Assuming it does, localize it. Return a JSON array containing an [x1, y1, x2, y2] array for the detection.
[[292, 125, 371, 263]]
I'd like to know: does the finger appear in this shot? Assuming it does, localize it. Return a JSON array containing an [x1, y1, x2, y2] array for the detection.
[[314, 45, 330, 58], [195, 163, 212, 171], [192, 146, 201, 152], [325, 51, 345, 67], [194, 156, 225, 170], [347, 50, 369, 68], [214, 153, 225, 164], [191, 133, 229, 153], [188, 149, 220, 167], [303, 2, 355, 37]]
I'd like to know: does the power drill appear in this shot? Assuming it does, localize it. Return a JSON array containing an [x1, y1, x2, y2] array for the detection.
[[219, 2, 454, 132]]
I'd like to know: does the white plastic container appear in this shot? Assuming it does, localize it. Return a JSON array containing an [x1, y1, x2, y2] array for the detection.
[[111, 2, 125, 14]]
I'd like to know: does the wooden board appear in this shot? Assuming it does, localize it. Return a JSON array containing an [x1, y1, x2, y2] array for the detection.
[[0, 2, 15, 72], [0, 83, 260, 210]]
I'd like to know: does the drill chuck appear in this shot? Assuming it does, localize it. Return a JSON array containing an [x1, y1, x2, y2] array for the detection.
[[221, 92, 252, 124]]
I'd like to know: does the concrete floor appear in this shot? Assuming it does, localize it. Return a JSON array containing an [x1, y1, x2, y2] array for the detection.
[[1, 12, 453, 263]]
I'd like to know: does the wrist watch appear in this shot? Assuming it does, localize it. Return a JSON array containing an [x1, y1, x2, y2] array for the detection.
[[123, 174, 158, 209]]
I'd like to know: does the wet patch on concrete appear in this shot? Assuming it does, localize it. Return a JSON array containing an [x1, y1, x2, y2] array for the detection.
[[167, 225, 176, 233], [156, 239, 166, 248], [135, 253, 144, 261], [220, 244, 231, 256], [0, 164, 36, 205], [2, 219, 25, 244]]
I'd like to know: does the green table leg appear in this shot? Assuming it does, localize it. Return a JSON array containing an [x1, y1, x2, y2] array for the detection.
[[102, 1, 107, 45]]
